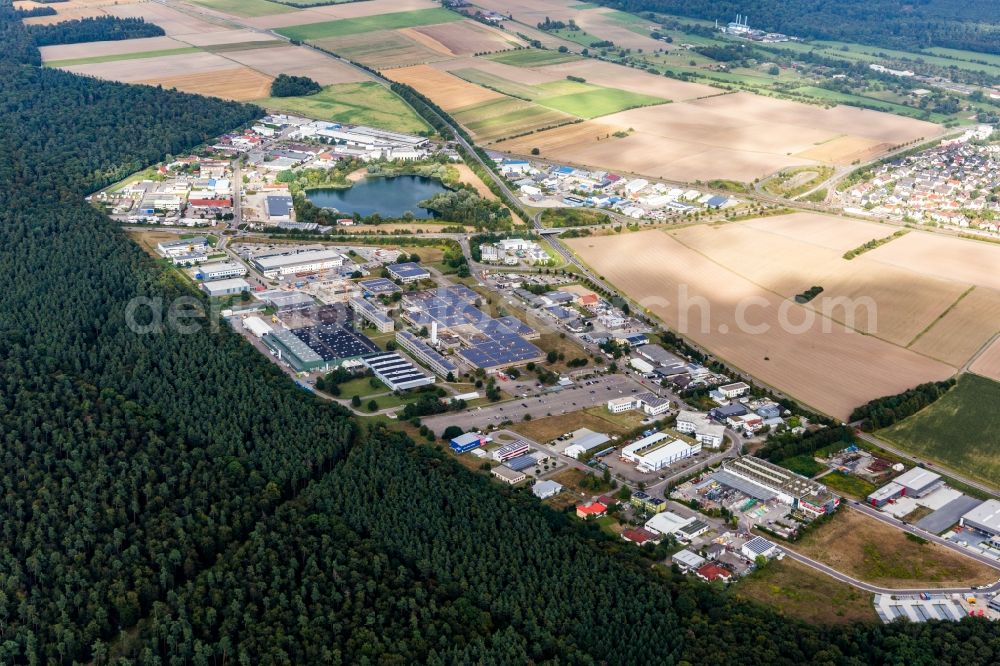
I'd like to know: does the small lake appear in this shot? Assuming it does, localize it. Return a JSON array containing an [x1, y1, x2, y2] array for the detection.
[[306, 176, 449, 219]]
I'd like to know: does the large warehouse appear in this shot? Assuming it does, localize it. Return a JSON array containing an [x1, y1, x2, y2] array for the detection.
[[263, 329, 328, 372], [201, 278, 250, 297], [253, 249, 345, 278], [621, 433, 700, 473], [720, 456, 840, 518], [866, 467, 943, 508], [960, 499, 1000, 537], [362, 352, 435, 391]]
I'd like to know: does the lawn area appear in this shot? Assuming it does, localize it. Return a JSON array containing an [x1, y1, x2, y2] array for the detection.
[[534, 85, 668, 119], [275, 8, 461, 41], [551, 467, 613, 494], [188, 0, 291, 17], [776, 454, 825, 478], [545, 27, 604, 48], [879, 374, 1000, 488], [511, 405, 644, 443], [257, 82, 430, 134], [540, 207, 610, 227], [795, 509, 995, 588], [46, 47, 201, 68], [790, 86, 946, 122], [485, 48, 582, 67], [820, 471, 878, 499], [733, 557, 877, 625], [335, 376, 388, 399]]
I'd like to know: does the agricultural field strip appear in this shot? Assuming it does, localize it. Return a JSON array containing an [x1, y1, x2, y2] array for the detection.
[[274, 7, 462, 41]]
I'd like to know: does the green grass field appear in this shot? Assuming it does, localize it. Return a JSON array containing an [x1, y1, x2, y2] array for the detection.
[[484, 48, 582, 67], [452, 97, 574, 142], [258, 82, 430, 134], [275, 7, 461, 41], [546, 27, 604, 48], [453, 68, 541, 100], [46, 47, 202, 68], [535, 85, 668, 118], [820, 472, 878, 499], [188, 0, 291, 17], [790, 86, 946, 121], [879, 374, 1000, 488]]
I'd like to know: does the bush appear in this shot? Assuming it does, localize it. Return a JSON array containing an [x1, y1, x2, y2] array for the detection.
[[270, 73, 322, 98]]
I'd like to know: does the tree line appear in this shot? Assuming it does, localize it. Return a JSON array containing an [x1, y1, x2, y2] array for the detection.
[[27, 15, 164, 46], [850, 379, 957, 430]]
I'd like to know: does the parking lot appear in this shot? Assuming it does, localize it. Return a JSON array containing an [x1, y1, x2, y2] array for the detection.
[[423, 373, 651, 435]]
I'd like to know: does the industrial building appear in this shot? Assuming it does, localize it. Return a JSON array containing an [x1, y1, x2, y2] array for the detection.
[[291, 322, 379, 365], [265, 195, 294, 221], [201, 278, 250, 297], [263, 329, 328, 372], [387, 262, 430, 283], [450, 432, 491, 454], [720, 456, 840, 518], [196, 261, 246, 281], [349, 297, 394, 333], [242, 316, 273, 338], [741, 536, 778, 561], [960, 499, 1000, 538], [395, 330, 458, 378], [361, 352, 435, 391], [718, 382, 750, 399], [635, 392, 670, 416], [157, 236, 208, 258], [493, 440, 530, 462], [358, 277, 402, 295], [867, 467, 944, 507], [621, 433, 700, 473], [675, 410, 726, 448], [607, 396, 640, 413], [630, 491, 667, 514], [492, 465, 525, 485], [672, 549, 707, 572], [253, 249, 345, 278], [532, 480, 563, 499]]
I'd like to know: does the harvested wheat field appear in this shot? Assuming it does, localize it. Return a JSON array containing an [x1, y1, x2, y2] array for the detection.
[[691, 92, 939, 145], [18, 0, 124, 24], [397, 27, 454, 56], [740, 212, 893, 253], [104, 3, 225, 35], [176, 29, 280, 47], [910, 287, 1000, 367], [970, 338, 1000, 382], [540, 60, 718, 101], [63, 51, 238, 82], [862, 232, 1000, 292], [39, 35, 186, 62], [574, 7, 671, 52], [411, 20, 522, 56], [566, 228, 956, 419], [139, 68, 274, 101], [224, 46, 367, 85], [669, 220, 967, 348], [313, 30, 451, 70], [387, 65, 504, 110], [797, 135, 891, 165], [454, 164, 524, 225], [496, 89, 940, 181], [473, 0, 579, 26]]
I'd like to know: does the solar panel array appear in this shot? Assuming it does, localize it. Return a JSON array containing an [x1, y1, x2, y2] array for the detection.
[[291, 323, 379, 362], [362, 352, 434, 391], [404, 287, 543, 370]]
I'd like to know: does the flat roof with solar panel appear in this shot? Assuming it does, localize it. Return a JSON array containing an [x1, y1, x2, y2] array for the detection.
[[358, 277, 402, 295], [290, 323, 379, 362], [361, 352, 434, 391], [387, 262, 430, 282]]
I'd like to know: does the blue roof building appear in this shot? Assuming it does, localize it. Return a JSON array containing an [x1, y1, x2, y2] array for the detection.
[[450, 432, 491, 454]]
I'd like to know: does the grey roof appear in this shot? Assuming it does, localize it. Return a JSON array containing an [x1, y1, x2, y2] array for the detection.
[[894, 466, 942, 493], [387, 262, 429, 279], [532, 480, 562, 498], [917, 496, 983, 534], [711, 470, 779, 502], [265, 195, 293, 217], [743, 536, 776, 556], [505, 454, 538, 472]]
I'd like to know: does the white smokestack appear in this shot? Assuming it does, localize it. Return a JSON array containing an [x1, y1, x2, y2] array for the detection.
[[431, 321, 438, 344]]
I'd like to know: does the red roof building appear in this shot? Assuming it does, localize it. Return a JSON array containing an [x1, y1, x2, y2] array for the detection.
[[576, 501, 607, 519], [188, 198, 231, 208], [621, 528, 660, 545], [695, 563, 733, 583]]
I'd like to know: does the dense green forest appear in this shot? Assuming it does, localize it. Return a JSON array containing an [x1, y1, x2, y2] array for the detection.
[[603, 0, 1000, 55], [3, 2, 1000, 663], [269, 73, 322, 97], [850, 379, 957, 430], [27, 15, 164, 46]]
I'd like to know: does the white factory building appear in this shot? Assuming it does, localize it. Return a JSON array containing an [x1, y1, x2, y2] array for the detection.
[[960, 499, 1000, 538], [621, 433, 700, 473], [201, 278, 251, 297], [676, 410, 726, 448], [242, 316, 273, 338], [196, 261, 246, 281], [253, 249, 345, 278]]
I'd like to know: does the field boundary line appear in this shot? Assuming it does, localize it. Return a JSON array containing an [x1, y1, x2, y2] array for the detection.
[[905, 285, 975, 349]]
